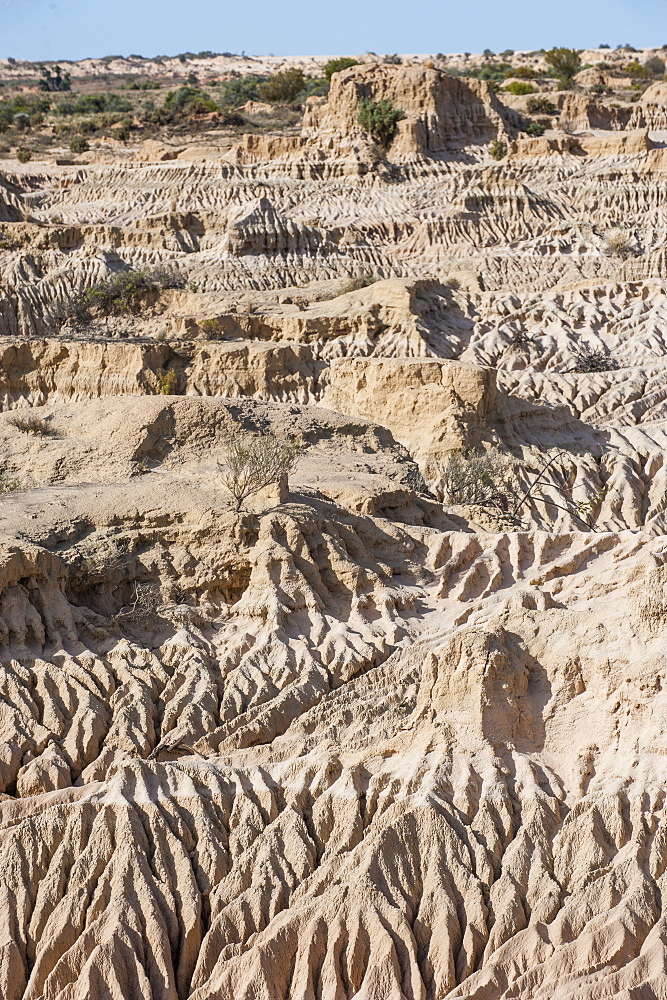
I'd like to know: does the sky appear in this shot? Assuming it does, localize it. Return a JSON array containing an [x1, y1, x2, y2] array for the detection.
[[1, 0, 666, 63]]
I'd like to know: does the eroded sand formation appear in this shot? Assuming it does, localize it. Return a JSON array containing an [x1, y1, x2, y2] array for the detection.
[[1, 61, 667, 999]]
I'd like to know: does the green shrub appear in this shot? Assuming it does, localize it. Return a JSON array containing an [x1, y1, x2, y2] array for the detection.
[[69, 135, 89, 154], [357, 98, 406, 146], [525, 121, 546, 136], [463, 61, 512, 84], [163, 86, 218, 117], [124, 78, 159, 91], [16, 148, 31, 163], [219, 74, 268, 106], [199, 317, 224, 336], [505, 81, 534, 95], [526, 96, 556, 115], [509, 66, 538, 79], [544, 47, 582, 86], [489, 139, 508, 160], [258, 69, 306, 103], [324, 57, 359, 81]]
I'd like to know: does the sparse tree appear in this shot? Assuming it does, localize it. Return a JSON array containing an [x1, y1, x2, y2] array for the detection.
[[38, 64, 71, 92], [218, 432, 302, 512], [544, 47, 582, 87]]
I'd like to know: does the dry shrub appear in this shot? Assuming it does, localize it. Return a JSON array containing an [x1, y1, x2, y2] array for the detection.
[[435, 449, 518, 512], [7, 413, 57, 436], [218, 431, 302, 512]]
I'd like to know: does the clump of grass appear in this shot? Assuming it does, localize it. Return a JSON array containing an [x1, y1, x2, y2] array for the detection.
[[7, 413, 57, 436]]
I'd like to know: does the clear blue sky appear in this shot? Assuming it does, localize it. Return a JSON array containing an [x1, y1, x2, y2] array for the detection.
[[2, 0, 666, 62]]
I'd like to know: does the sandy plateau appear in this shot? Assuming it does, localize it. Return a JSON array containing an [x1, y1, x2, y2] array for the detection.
[[2, 54, 667, 1000]]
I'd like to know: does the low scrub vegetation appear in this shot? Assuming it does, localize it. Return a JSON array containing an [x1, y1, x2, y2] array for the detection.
[[218, 431, 302, 512], [437, 447, 610, 530], [57, 266, 185, 328], [55, 93, 132, 116]]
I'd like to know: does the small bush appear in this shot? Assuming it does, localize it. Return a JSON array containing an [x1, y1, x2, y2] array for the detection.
[[69, 135, 89, 154], [162, 86, 218, 118], [436, 449, 517, 512], [357, 98, 406, 146], [571, 348, 620, 373], [7, 413, 56, 436], [0, 94, 50, 130], [218, 431, 302, 512], [525, 121, 546, 137], [324, 57, 359, 81], [604, 229, 634, 257], [526, 96, 556, 115], [509, 66, 538, 79], [341, 274, 378, 293], [258, 69, 306, 103], [489, 139, 508, 160], [156, 369, 178, 394], [199, 317, 224, 336], [16, 148, 31, 163], [645, 56, 666, 76], [505, 81, 534, 95], [56, 93, 132, 116]]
